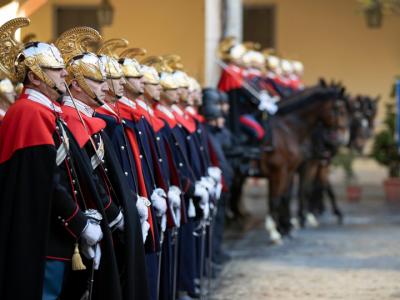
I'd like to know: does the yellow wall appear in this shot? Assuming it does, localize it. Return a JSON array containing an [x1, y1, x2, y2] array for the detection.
[[244, 0, 400, 126], [21, 0, 205, 82]]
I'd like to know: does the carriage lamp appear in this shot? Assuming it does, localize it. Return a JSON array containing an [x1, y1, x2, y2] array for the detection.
[[98, 0, 114, 27], [358, 0, 400, 28]]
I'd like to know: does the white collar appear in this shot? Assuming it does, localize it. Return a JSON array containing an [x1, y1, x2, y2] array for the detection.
[[136, 98, 154, 116], [155, 103, 175, 119], [185, 106, 196, 115], [171, 104, 184, 116], [62, 96, 94, 117], [0, 108, 6, 117], [119, 96, 136, 109], [25, 88, 62, 113], [100, 103, 119, 117]]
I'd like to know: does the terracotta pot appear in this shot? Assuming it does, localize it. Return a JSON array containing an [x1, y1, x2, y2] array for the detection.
[[383, 177, 400, 202], [346, 185, 361, 202]]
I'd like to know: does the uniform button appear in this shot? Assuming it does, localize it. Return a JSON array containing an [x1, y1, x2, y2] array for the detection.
[[138, 131, 142, 135], [58, 216, 62, 220], [74, 190, 78, 195], [156, 137, 160, 141], [72, 179, 76, 184], [94, 134, 98, 138], [139, 155, 143, 159], [56, 126, 60, 130], [186, 136, 191, 140], [105, 168, 108, 172], [101, 159, 105, 163], [175, 142, 179, 146], [179, 163, 183, 167], [124, 171, 128, 176], [159, 158, 162, 162], [121, 146, 125, 150], [198, 129, 201, 133], [64, 222, 68, 226], [141, 116, 145, 119], [122, 120, 126, 124], [61, 219, 65, 222]]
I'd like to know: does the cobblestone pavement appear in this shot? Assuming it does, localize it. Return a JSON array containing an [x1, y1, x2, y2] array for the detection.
[[211, 181, 400, 300]]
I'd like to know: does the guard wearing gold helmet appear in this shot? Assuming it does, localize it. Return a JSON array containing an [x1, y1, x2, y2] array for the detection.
[[55, 29, 149, 300], [0, 18, 106, 300]]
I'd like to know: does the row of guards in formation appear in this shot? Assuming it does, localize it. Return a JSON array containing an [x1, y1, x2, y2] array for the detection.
[[0, 16, 324, 300]]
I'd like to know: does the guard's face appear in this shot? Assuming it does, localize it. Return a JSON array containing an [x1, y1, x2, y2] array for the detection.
[[127, 76, 144, 94], [162, 88, 179, 103], [178, 87, 189, 102], [107, 77, 126, 99], [43, 68, 68, 94], [86, 78, 109, 102], [145, 83, 162, 101]]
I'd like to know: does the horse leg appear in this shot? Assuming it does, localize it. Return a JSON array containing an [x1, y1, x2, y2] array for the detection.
[[266, 166, 290, 243], [298, 161, 319, 228], [320, 164, 343, 224], [278, 176, 295, 236], [228, 171, 246, 220], [326, 181, 343, 224]]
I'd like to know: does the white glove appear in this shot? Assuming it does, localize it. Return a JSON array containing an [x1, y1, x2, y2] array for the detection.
[[81, 221, 103, 246], [108, 211, 124, 231], [168, 186, 182, 227], [200, 176, 216, 197], [151, 188, 167, 217], [215, 182, 223, 200], [194, 181, 209, 204], [141, 221, 150, 243], [200, 200, 210, 220], [188, 198, 196, 218], [81, 243, 102, 270], [208, 166, 222, 183], [136, 196, 149, 224], [258, 91, 279, 115]]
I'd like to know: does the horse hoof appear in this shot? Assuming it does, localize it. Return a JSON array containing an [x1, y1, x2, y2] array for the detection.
[[290, 217, 300, 230], [269, 232, 283, 245], [305, 213, 319, 228]]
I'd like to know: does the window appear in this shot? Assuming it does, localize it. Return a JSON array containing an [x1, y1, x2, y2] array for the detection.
[[54, 6, 100, 38], [243, 5, 275, 49]]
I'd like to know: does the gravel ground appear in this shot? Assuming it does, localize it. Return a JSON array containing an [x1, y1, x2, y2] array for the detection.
[[211, 181, 400, 300]]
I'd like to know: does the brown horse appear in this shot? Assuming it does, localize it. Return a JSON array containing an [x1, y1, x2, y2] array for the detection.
[[306, 94, 379, 221], [259, 85, 349, 242]]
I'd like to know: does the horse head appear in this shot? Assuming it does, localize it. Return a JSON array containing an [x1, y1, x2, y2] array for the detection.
[[316, 86, 351, 147], [347, 94, 379, 153]]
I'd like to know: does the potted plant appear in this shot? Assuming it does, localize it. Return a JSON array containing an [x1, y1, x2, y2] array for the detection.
[[333, 148, 361, 202], [371, 102, 400, 201]]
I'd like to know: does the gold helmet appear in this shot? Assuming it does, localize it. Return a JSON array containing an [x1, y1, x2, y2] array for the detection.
[[55, 26, 106, 100], [0, 18, 65, 92], [140, 56, 162, 85], [119, 47, 147, 78], [187, 76, 201, 93], [292, 60, 304, 75], [142, 55, 176, 90], [242, 50, 265, 69], [172, 71, 190, 89], [218, 36, 246, 63], [281, 59, 293, 74], [98, 38, 126, 79], [163, 54, 184, 71]]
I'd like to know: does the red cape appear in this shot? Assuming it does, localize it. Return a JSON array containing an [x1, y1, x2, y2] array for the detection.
[[135, 101, 165, 133], [217, 63, 244, 92], [62, 105, 105, 148], [0, 96, 58, 164], [153, 104, 177, 128]]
